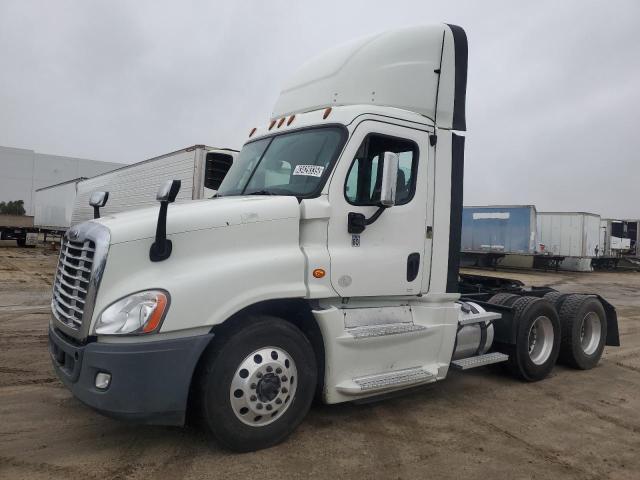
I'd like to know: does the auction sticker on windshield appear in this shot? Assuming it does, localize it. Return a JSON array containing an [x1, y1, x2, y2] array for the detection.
[[293, 165, 324, 177]]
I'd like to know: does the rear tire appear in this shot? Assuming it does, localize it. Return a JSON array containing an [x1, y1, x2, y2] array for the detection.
[[507, 297, 561, 381], [488, 293, 520, 306], [558, 294, 607, 370], [543, 291, 570, 311], [197, 316, 317, 452]]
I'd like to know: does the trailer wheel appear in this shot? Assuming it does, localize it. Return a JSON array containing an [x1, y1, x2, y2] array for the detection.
[[558, 294, 607, 370], [16, 237, 26, 247], [488, 293, 520, 306], [508, 297, 561, 381], [197, 315, 317, 452]]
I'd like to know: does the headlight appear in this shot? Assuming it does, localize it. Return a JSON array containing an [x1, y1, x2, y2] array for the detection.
[[95, 290, 169, 335]]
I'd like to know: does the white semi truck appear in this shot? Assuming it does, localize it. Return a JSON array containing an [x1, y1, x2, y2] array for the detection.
[[48, 24, 620, 452]]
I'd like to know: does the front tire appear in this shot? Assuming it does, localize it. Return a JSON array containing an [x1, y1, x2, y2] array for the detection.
[[198, 316, 317, 452]]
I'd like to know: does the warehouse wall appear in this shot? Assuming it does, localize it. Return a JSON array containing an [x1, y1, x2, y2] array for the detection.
[[0, 146, 121, 215]]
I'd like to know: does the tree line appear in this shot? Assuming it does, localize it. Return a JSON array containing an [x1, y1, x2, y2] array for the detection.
[[0, 200, 26, 215]]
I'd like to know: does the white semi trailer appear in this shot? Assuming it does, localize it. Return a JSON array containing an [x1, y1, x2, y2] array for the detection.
[[34, 178, 88, 240], [48, 24, 619, 452], [70, 145, 238, 225]]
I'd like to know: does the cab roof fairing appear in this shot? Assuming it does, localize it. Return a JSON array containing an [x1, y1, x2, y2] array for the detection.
[[271, 24, 467, 132]]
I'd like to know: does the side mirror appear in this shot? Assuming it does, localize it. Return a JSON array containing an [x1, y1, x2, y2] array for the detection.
[[379, 152, 398, 207], [346, 152, 399, 234], [89, 191, 109, 219], [150, 180, 181, 262]]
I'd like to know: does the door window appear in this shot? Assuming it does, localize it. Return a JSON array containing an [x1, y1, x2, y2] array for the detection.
[[344, 134, 418, 206]]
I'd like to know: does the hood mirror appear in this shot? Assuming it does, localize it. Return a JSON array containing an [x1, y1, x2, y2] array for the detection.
[[89, 191, 109, 219], [150, 180, 181, 262], [156, 179, 181, 202]]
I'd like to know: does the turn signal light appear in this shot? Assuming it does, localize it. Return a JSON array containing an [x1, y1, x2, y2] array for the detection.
[[312, 268, 326, 279], [142, 293, 168, 333]]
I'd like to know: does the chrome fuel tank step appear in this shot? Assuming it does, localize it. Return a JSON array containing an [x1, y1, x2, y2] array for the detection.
[[450, 352, 509, 371]]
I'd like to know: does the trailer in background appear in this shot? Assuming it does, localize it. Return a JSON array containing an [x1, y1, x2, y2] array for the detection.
[[461, 205, 537, 252], [34, 177, 87, 241], [460, 205, 549, 269], [0, 214, 37, 246], [601, 219, 636, 255], [70, 145, 236, 226], [537, 212, 600, 271]]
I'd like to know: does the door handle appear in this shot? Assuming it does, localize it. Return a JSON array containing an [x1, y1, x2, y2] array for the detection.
[[407, 252, 420, 282]]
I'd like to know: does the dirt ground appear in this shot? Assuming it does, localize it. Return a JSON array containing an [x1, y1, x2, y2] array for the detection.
[[1, 243, 639, 480]]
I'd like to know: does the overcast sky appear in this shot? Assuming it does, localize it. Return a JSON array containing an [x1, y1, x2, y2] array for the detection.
[[1, 0, 638, 217]]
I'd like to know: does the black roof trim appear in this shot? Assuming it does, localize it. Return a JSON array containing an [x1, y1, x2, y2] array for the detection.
[[446, 24, 468, 132]]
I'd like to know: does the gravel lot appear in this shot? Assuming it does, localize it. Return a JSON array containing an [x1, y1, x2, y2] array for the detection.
[[1, 243, 639, 479]]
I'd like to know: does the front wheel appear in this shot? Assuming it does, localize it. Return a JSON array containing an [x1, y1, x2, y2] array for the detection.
[[197, 316, 317, 452]]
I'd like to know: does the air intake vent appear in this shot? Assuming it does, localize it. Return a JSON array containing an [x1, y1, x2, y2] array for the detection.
[[204, 152, 234, 191]]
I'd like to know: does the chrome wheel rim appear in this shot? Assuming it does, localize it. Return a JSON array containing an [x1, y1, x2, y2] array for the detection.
[[580, 312, 601, 355], [230, 347, 297, 427], [527, 316, 554, 365]]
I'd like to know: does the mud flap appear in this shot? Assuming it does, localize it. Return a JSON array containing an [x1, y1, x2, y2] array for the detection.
[[596, 295, 620, 346]]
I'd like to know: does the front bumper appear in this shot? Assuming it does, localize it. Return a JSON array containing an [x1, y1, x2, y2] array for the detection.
[[48, 323, 213, 425]]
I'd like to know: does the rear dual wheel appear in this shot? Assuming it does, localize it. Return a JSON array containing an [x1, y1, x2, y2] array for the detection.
[[557, 294, 607, 370], [544, 292, 607, 369], [507, 297, 561, 381]]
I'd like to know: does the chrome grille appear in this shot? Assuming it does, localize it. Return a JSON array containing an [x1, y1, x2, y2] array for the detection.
[[52, 237, 96, 329]]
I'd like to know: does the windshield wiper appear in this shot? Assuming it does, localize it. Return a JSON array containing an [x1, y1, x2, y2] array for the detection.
[[246, 190, 275, 196]]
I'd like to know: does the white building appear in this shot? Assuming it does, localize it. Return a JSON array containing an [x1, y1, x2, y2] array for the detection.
[[0, 145, 122, 216]]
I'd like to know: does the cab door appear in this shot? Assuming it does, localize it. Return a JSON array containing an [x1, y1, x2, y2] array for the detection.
[[327, 121, 431, 297]]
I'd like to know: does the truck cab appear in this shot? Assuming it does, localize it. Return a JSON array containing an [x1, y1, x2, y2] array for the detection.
[[48, 24, 618, 452]]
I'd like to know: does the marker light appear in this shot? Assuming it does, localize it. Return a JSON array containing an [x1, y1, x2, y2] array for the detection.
[[323, 107, 332, 119], [277, 117, 286, 128], [287, 115, 296, 126], [249, 127, 257, 137], [95, 290, 169, 335], [268, 119, 276, 130], [312, 268, 326, 279]]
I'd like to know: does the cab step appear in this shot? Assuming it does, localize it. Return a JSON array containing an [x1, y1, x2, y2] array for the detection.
[[341, 323, 428, 340], [450, 352, 509, 371], [336, 366, 435, 395]]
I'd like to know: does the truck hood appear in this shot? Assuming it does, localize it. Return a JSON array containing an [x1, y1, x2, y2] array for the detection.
[[92, 196, 301, 244]]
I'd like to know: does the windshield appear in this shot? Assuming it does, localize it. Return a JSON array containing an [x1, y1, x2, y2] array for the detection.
[[217, 127, 346, 197]]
